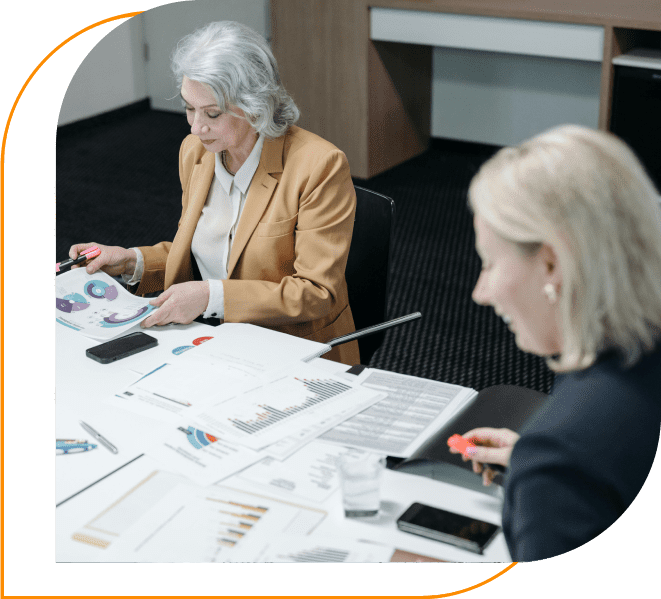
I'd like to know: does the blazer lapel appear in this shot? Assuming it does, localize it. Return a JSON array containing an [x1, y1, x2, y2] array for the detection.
[[181, 152, 215, 233], [166, 151, 215, 287], [227, 135, 285, 277]]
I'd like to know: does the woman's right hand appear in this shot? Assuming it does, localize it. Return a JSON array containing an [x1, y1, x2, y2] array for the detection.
[[69, 243, 137, 277], [449, 427, 520, 486]]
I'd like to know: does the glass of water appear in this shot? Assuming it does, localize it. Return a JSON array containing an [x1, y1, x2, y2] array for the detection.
[[337, 453, 386, 518]]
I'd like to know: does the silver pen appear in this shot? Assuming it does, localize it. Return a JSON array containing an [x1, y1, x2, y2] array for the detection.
[[79, 421, 118, 454]]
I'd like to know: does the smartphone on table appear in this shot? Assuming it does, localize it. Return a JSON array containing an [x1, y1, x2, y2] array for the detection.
[[86, 332, 158, 364], [396, 502, 500, 555]]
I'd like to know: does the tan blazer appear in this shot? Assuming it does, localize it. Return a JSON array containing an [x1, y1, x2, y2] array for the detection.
[[136, 126, 360, 365]]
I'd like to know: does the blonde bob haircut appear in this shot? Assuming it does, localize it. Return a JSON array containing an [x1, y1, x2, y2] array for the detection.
[[171, 21, 299, 139], [468, 124, 661, 372]]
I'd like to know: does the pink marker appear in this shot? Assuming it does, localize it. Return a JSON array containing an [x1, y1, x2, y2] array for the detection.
[[56, 246, 101, 272]]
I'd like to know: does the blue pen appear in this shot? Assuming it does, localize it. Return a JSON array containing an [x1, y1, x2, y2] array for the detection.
[[56, 441, 97, 455]]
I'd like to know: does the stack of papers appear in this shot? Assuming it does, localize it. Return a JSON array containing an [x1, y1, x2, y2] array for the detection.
[[57, 275, 481, 561], [111, 360, 385, 485]]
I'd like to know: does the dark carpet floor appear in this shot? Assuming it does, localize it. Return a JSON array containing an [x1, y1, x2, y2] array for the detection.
[[56, 108, 554, 394]]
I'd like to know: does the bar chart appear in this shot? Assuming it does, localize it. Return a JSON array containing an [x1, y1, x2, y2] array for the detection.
[[206, 486, 327, 562], [228, 377, 352, 435], [246, 535, 396, 563], [192, 364, 384, 450], [277, 545, 351, 562], [206, 496, 268, 549]]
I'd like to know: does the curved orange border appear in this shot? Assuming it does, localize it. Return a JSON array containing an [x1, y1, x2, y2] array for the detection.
[[18, 10, 518, 599], [0, 10, 145, 162], [423, 562, 519, 597]]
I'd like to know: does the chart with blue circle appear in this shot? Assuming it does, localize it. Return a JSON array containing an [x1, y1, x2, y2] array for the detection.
[[84, 280, 119, 300], [56, 270, 158, 334], [183, 426, 218, 449]]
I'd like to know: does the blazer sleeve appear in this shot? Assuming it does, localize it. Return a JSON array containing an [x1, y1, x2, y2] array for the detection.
[[503, 434, 624, 561], [133, 137, 195, 296], [222, 148, 356, 325]]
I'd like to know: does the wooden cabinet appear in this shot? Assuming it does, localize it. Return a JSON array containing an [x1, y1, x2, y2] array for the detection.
[[271, 0, 661, 179]]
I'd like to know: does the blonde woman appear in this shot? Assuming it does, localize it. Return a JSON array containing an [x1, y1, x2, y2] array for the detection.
[[452, 125, 661, 560]]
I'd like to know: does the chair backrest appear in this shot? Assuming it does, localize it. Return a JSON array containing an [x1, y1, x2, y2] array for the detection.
[[345, 186, 395, 364]]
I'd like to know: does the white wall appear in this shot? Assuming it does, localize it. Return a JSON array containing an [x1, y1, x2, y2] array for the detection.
[[58, 16, 148, 126], [143, 0, 269, 113], [431, 47, 602, 146], [58, 0, 270, 125]]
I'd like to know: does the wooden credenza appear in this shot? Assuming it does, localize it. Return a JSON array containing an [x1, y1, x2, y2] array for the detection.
[[271, 0, 661, 179]]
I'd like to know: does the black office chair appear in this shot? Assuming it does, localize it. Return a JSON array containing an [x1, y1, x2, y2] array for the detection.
[[345, 186, 395, 364]]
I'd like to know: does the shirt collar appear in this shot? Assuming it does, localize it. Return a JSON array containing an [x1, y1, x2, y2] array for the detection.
[[214, 133, 265, 195]]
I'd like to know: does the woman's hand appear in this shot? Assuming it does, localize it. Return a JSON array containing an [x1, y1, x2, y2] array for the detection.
[[449, 427, 520, 486], [69, 243, 137, 277], [141, 281, 210, 327]]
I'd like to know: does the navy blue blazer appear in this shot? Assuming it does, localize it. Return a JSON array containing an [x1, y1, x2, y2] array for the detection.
[[502, 345, 661, 561]]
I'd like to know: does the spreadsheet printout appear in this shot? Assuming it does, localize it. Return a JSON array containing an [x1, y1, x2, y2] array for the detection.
[[319, 369, 476, 457]]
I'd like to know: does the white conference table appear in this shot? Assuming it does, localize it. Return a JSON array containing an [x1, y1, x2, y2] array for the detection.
[[56, 320, 510, 563]]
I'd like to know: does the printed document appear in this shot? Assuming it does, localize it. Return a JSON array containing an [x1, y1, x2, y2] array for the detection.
[[237, 534, 395, 563], [111, 326, 346, 422], [62, 469, 326, 562], [145, 423, 264, 486], [190, 362, 384, 450], [235, 441, 370, 504], [56, 269, 156, 339], [319, 369, 477, 457]]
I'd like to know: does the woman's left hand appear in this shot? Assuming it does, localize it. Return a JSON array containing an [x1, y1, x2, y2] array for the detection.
[[449, 427, 520, 486], [141, 281, 210, 327]]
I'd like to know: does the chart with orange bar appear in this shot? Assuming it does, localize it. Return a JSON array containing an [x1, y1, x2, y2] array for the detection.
[[204, 486, 327, 562], [206, 496, 269, 550], [62, 465, 326, 563]]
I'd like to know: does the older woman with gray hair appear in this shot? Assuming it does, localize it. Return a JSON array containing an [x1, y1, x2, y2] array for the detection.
[[70, 21, 360, 364], [450, 125, 661, 560]]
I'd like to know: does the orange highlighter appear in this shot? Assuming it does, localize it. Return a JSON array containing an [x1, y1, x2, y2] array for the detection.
[[447, 434, 505, 473]]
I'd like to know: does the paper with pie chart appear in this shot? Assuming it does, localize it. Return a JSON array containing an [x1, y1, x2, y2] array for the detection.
[[56, 269, 157, 340]]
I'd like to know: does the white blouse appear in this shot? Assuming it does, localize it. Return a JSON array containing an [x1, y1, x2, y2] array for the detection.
[[126, 134, 265, 319]]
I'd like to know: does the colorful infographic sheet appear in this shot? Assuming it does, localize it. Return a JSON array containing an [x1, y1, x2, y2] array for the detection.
[[55, 269, 157, 340]]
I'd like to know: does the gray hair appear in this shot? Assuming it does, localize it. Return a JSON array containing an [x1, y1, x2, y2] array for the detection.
[[171, 21, 299, 139], [468, 124, 661, 372]]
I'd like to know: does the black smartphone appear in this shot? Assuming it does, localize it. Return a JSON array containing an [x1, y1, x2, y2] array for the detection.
[[86, 332, 158, 364], [396, 503, 500, 554]]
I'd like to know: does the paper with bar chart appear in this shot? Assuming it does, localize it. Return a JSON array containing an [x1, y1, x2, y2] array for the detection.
[[205, 485, 327, 562], [242, 534, 395, 563], [111, 325, 339, 423], [191, 363, 384, 450], [62, 464, 326, 562]]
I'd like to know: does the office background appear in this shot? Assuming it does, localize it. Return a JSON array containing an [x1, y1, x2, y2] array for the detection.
[[55, 0, 660, 394]]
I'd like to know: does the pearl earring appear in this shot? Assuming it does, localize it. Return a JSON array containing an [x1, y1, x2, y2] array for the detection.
[[543, 283, 558, 304]]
